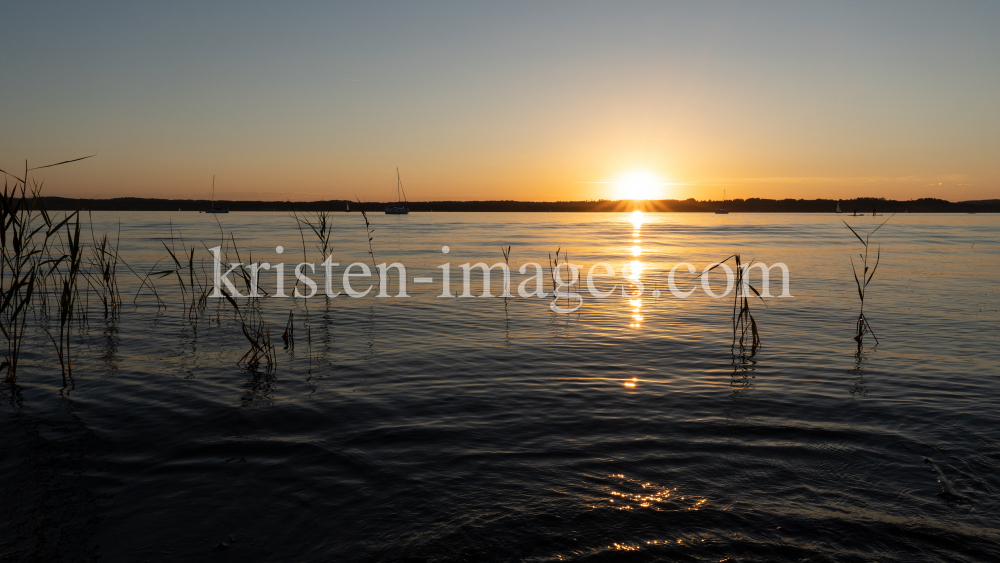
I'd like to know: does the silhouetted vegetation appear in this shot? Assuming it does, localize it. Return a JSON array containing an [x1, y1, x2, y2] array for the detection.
[[708, 254, 764, 352], [1, 156, 95, 382], [843, 215, 894, 347], [31, 196, 1000, 213]]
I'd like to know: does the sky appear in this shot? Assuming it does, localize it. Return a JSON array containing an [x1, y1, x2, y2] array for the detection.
[[3, 1, 998, 202]]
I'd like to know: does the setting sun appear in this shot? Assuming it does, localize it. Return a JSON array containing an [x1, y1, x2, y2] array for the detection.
[[615, 171, 665, 200]]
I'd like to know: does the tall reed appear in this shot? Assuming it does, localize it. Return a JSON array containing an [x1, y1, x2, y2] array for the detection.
[[707, 254, 764, 352], [210, 234, 274, 370], [295, 209, 335, 261], [548, 247, 563, 292], [842, 215, 894, 346], [224, 292, 274, 371], [44, 214, 83, 379], [355, 199, 380, 282], [1, 155, 92, 381], [1, 179, 41, 381], [83, 215, 123, 317]]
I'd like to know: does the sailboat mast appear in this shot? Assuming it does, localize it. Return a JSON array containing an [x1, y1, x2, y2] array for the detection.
[[397, 168, 408, 204]]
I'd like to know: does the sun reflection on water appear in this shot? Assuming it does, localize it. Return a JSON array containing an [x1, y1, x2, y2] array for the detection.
[[625, 261, 643, 279], [594, 472, 712, 557], [599, 473, 708, 513], [630, 210, 644, 229], [624, 211, 645, 329]]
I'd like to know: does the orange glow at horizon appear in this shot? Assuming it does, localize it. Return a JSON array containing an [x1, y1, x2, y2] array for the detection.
[[615, 172, 668, 201]]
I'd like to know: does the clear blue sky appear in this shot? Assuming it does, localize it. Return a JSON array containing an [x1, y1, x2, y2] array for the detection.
[[3, 1, 998, 201]]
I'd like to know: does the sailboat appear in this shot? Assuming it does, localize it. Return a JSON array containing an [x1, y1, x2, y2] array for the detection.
[[835, 201, 842, 213], [202, 175, 229, 214], [385, 168, 409, 214], [715, 189, 729, 214]]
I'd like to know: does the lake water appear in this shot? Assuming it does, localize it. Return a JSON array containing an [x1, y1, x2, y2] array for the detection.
[[2, 211, 998, 562]]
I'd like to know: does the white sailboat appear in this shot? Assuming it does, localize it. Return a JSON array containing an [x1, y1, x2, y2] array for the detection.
[[836, 201, 842, 213], [385, 168, 409, 214]]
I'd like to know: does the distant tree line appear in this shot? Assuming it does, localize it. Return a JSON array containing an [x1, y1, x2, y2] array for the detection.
[[35, 196, 1000, 213]]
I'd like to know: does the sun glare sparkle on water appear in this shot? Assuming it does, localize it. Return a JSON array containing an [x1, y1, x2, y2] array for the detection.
[[616, 172, 664, 200], [625, 261, 643, 279], [630, 210, 644, 228]]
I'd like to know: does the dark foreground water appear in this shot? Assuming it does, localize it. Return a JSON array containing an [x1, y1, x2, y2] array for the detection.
[[2, 212, 998, 562]]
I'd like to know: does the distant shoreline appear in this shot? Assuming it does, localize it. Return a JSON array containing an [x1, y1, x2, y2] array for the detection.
[[36, 196, 1000, 213]]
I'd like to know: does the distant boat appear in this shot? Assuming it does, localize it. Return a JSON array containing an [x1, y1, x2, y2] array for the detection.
[[385, 168, 409, 215], [202, 175, 229, 214], [836, 202, 842, 213], [346, 202, 350, 212], [715, 189, 730, 214]]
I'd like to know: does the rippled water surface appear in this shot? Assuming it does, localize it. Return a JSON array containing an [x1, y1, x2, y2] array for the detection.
[[2, 211, 998, 562]]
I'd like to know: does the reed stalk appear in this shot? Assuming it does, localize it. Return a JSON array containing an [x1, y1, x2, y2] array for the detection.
[[548, 247, 562, 292], [707, 254, 764, 352], [1, 179, 40, 381], [1, 155, 92, 381], [842, 215, 894, 347], [355, 198, 380, 283], [224, 292, 274, 371], [45, 215, 83, 380], [83, 214, 122, 318], [281, 310, 294, 350]]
